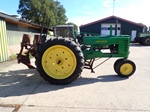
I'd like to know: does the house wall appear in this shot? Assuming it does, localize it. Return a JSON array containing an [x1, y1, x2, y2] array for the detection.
[[80, 23, 101, 34], [0, 18, 9, 62], [119, 20, 143, 35], [6, 23, 41, 56]]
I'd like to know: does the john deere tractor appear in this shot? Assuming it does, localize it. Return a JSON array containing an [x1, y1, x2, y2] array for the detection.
[[17, 25, 136, 85], [134, 32, 150, 45]]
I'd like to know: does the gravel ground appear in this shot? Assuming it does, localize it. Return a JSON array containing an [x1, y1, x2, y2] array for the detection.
[[0, 43, 150, 112]]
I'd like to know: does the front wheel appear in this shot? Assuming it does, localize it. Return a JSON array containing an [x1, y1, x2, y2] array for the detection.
[[115, 59, 136, 77], [114, 58, 124, 73]]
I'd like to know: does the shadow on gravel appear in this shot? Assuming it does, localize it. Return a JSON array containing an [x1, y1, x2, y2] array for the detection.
[[0, 69, 41, 97], [97, 75, 127, 82], [0, 69, 127, 97]]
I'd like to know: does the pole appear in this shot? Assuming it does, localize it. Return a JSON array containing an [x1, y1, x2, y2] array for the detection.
[[115, 19, 118, 35], [46, 20, 51, 38], [113, 0, 115, 15], [39, 10, 46, 43]]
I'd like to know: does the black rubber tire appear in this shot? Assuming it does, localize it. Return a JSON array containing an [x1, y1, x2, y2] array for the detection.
[[113, 58, 124, 73], [134, 37, 138, 43], [134, 37, 141, 43], [142, 37, 150, 46], [36, 37, 84, 85], [139, 38, 143, 45], [116, 59, 136, 77]]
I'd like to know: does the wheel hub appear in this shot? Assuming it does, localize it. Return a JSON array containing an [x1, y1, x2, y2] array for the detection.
[[56, 58, 63, 65], [146, 38, 150, 44], [120, 63, 133, 75]]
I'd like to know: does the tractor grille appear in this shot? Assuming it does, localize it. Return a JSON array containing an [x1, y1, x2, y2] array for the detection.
[[124, 40, 129, 52]]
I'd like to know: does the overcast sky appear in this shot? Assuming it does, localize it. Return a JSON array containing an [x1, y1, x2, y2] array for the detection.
[[0, 0, 150, 27]]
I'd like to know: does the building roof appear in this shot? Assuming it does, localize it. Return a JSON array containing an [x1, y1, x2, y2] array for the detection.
[[54, 25, 74, 28], [80, 15, 146, 28], [0, 12, 51, 30]]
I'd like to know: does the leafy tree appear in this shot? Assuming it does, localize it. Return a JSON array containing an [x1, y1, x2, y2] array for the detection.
[[55, 1, 67, 25], [66, 22, 78, 32], [17, 0, 68, 27]]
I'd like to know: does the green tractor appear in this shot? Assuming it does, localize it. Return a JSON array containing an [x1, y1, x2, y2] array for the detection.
[[17, 25, 136, 85], [134, 33, 150, 45]]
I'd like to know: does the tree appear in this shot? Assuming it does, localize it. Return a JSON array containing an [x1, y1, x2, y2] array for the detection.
[[66, 22, 78, 32], [55, 1, 67, 25], [17, 0, 68, 27]]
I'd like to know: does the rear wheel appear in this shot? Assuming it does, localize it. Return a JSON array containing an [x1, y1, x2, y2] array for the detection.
[[36, 37, 84, 84], [142, 37, 150, 45], [115, 59, 136, 77]]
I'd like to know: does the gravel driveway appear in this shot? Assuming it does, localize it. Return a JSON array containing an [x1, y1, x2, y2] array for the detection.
[[0, 43, 150, 112]]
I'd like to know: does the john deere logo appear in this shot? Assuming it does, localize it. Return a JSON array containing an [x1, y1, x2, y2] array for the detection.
[[95, 40, 107, 43]]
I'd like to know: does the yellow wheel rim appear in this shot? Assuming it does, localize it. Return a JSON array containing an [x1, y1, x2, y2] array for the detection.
[[42, 45, 77, 79], [120, 63, 133, 75]]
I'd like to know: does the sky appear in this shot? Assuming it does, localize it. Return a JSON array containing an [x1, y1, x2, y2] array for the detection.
[[0, 0, 150, 27]]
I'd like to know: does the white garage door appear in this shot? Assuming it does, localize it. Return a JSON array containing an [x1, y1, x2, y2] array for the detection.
[[101, 23, 121, 36], [131, 30, 137, 42]]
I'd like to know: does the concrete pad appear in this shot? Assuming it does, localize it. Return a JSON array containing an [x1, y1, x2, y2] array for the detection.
[[0, 44, 150, 112], [20, 105, 149, 112], [0, 107, 15, 112]]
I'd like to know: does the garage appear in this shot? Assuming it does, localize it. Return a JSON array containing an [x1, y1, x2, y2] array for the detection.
[[80, 16, 146, 41]]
